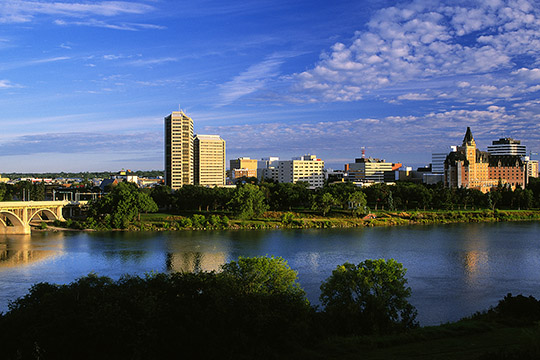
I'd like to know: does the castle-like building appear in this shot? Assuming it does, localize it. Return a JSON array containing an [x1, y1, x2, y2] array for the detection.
[[445, 128, 526, 193]]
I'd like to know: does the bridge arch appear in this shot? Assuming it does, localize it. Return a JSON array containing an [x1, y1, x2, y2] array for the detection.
[[0, 210, 30, 235], [29, 208, 60, 223]]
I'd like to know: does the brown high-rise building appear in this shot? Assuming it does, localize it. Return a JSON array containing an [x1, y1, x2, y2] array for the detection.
[[164, 111, 193, 189]]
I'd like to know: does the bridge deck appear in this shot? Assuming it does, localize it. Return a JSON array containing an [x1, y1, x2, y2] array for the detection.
[[0, 201, 86, 209]]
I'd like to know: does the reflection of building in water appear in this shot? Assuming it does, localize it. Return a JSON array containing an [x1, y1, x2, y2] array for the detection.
[[463, 251, 489, 281], [166, 252, 227, 273], [0, 234, 64, 269]]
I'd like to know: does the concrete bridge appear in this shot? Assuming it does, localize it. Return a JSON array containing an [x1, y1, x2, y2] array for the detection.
[[0, 201, 74, 235]]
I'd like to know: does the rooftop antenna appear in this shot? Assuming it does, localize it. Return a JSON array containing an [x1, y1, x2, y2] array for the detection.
[[361, 146, 366, 159]]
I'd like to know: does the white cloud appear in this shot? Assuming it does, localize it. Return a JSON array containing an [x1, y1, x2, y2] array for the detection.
[[0, 1, 154, 23], [0, 79, 21, 89], [218, 56, 284, 106], [201, 106, 536, 161], [294, 0, 540, 102], [128, 57, 178, 66], [54, 18, 165, 31], [397, 93, 433, 101]]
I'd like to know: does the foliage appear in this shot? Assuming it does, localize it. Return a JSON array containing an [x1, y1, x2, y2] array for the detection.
[[311, 192, 338, 216], [227, 184, 269, 219], [89, 182, 158, 229], [0, 264, 313, 359], [320, 259, 418, 335], [348, 191, 367, 216], [149, 185, 172, 209], [0, 183, 6, 201], [220, 256, 306, 301]]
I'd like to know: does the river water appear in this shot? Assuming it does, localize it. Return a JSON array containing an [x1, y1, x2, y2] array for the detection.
[[1, 222, 540, 325]]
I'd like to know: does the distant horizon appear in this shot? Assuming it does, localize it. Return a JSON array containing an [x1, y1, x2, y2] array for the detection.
[[1, 0, 539, 171]]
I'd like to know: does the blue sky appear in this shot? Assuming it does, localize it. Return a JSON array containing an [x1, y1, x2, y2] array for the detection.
[[1, 0, 540, 172]]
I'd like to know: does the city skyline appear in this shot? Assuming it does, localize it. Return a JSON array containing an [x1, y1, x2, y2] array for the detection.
[[1, 0, 540, 172]]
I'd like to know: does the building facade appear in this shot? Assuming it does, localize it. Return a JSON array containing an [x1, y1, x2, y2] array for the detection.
[[230, 157, 258, 180], [445, 128, 526, 192], [164, 111, 194, 190], [487, 138, 527, 156], [193, 134, 226, 186], [347, 158, 394, 183], [257, 157, 280, 181], [277, 155, 324, 188], [525, 157, 539, 179]]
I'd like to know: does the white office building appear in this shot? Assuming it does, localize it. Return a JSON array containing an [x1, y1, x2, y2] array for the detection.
[[277, 155, 324, 188], [487, 138, 527, 156]]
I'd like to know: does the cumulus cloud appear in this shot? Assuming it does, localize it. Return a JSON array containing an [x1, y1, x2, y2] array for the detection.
[[294, 0, 540, 102], [202, 106, 538, 162]]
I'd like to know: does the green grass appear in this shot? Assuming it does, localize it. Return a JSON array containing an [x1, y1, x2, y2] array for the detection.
[[134, 209, 540, 232]]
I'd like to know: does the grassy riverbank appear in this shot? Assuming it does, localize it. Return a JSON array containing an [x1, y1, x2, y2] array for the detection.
[[124, 209, 540, 232]]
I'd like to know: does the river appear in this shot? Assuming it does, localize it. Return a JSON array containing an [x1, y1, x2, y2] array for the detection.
[[1, 221, 540, 325]]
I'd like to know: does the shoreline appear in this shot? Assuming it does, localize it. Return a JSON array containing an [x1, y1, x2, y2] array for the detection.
[[43, 209, 540, 232]]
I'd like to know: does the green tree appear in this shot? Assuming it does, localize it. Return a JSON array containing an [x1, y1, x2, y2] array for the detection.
[[348, 191, 367, 216], [89, 182, 158, 228], [149, 185, 172, 210], [0, 183, 6, 201], [227, 183, 268, 219], [220, 256, 306, 301], [320, 258, 418, 335], [312, 192, 338, 216]]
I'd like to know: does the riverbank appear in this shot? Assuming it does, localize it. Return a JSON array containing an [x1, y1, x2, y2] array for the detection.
[[128, 209, 540, 232], [44, 209, 540, 232]]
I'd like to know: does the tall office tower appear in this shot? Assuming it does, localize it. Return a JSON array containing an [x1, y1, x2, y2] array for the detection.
[[194, 134, 226, 186], [487, 138, 527, 156], [164, 111, 194, 190]]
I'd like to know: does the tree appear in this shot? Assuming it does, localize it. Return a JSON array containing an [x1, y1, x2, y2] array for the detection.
[[89, 182, 158, 228], [150, 185, 172, 210], [320, 259, 418, 335], [311, 192, 338, 216], [0, 183, 6, 201], [220, 256, 306, 301], [348, 191, 367, 217], [227, 183, 268, 219]]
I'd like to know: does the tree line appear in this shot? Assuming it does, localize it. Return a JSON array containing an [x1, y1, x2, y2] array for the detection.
[[148, 178, 540, 215]]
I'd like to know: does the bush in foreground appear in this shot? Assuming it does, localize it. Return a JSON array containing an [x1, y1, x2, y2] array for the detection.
[[0, 259, 313, 360]]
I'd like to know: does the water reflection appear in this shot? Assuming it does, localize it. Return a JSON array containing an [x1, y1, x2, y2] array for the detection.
[[0, 234, 64, 270], [166, 252, 227, 272]]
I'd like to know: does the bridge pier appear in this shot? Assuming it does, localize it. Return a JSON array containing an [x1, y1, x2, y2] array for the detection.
[[0, 223, 31, 235]]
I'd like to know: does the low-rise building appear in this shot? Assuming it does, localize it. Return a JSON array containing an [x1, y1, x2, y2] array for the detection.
[[277, 154, 324, 188], [230, 157, 257, 181]]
